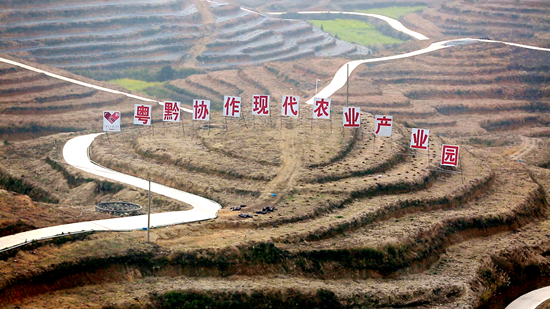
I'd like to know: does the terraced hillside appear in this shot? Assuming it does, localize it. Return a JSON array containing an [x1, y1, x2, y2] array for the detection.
[[0, 55, 549, 309], [2, 102, 550, 308], [0, 56, 198, 240], [141, 40, 549, 149], [0, 55, 143, 140], [240, 0, 549, 47], [419, 0, 550, 42], [0, 1, 550, 308], [0, 0, 371, 72], [0, 0, 202, 70], [330, 42, 550, 144], [198, 3, 371, 68]]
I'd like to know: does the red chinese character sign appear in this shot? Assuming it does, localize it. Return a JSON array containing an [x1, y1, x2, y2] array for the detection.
[[134, 104, 151, 125], [281, 95, 299, 117], [224, 96, 241, 118], [441, 145, 460, 167], [410, 128, 429, 150], [343, 107, 360, 127], [374, 115, 393, 136], [193, 100, 210, 121], [252, 95, 270, 116], [163, 101, 181, 122], [313, 98, 331, 119], [103, 111, 121, 132]]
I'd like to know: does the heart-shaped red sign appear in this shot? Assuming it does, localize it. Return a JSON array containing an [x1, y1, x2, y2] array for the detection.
[[104, 111, 120, 124]]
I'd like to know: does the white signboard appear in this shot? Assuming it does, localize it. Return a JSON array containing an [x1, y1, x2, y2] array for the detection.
[[441, 145, 460, 167], [252, 95, 270, 116], [163, 101, 181, 122], [312, 98, 331, 119], [134, 104, 151, 125], [374, 115, 393, 136], [224, 96, 241, 118], [411, 128, 430, 150], [193, 100, 210, 121], [343, 107, 360, 127], [103, 111, 121, 132], [281, 95, 299, 117]]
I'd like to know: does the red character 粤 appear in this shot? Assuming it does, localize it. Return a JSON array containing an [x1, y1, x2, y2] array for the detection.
[[134, 105, 151, 125]]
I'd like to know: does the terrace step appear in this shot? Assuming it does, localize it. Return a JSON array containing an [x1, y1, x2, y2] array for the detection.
[[275, 159, 492, 244], [282, 165, 544, 276], [0, 81, 71, 97], [2, 95, 125, 115], [56, 51, 186, 69], [34, 44, 190, 65], [0, 71, 45, 86], [261, 146, 485, 229], [301, 124, 408, 183]]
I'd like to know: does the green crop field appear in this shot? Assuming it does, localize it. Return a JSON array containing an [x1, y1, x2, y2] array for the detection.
[[108, 78, 162, 93], [358, 6, 428, 19], [309, 19, 404, 46]]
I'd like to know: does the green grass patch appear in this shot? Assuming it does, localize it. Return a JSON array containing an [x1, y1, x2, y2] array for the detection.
[[108, 78, 162, 93], [358, 6, 428, 19], [309, 19, 403, 46]]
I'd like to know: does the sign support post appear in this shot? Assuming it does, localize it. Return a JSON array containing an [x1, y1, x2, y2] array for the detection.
[[241, 115, 249, 129], [346, 64, 349, 105], [147, 177, 151, 243], [181, 119, 189, 137]]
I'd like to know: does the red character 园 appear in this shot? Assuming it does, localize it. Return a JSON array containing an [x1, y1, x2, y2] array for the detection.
[[441, 145, 459, 166]]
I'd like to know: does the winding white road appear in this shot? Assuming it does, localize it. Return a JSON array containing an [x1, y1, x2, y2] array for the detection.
[[506, 286, 550, 309], [307, 38, 550, 105], [0, 134, 220, 252], [0, 57, 193, 113], [266, 11, 429, 40]]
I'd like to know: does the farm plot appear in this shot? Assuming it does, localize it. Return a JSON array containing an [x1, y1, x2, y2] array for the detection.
[[196, 2, 371, 69], [0, 0, 202, 73], [326, 43, 550, 139], [420, 1, 550, 42], [0, 0, 373, 74], [0, 59, 140, 141]]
